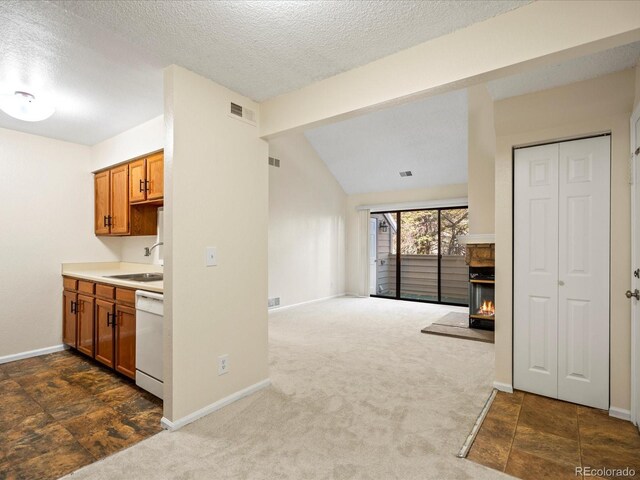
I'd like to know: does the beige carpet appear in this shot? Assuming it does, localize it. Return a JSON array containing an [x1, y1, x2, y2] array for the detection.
[[65, 297, 510, 479]]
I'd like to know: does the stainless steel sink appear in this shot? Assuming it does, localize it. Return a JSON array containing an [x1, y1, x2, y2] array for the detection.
[[104, 273, 163, 282]]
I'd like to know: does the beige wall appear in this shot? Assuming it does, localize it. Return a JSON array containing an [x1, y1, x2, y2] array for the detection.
[[0, 128, 120, 358], [164, 65, 269, 422], [268, 133, 346, 307], [91, 116, 164, 171], [91, 115, 165, 265], [260, 1, 640, 137], [467, 85, 496, 234], [494, 69, 636, 411], [635, 63, 640, 109], [345, 184, 468, 295]]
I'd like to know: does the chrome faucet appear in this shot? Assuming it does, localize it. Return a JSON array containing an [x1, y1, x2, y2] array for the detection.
[[144, 242, 164, 257]]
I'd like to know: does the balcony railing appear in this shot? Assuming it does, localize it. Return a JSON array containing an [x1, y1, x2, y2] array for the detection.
[[375, 254, 468, 303]]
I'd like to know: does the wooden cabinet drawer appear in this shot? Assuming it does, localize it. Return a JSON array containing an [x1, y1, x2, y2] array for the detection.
[[78, 281, 95, 295], [95, 284, 115, 300], [63, 277, 78, 291], [115, 288, 135, 306]]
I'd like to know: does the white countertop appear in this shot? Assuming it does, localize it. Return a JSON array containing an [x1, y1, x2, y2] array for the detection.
[[62, 262, 163, 293]]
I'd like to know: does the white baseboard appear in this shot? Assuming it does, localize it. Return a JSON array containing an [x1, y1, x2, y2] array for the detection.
[[269, 293, 345, 312], [161, 378, 271, 431], [493, 381, 514, 393], [0, 344, 67, 365], [609, 406, 631, 421]]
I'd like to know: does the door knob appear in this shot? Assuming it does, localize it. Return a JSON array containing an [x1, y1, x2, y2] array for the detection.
[[625, 289, 640, 300]]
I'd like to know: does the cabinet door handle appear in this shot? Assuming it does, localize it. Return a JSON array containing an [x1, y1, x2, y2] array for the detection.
[[70, 301, 76, 314], [139, 179, 145, 193], [626, 289, 640, 300], [145, 179, 150, 192], [103, 215, 108, 227], [106, 312, 113, 326], [107, 215, 112, 227]]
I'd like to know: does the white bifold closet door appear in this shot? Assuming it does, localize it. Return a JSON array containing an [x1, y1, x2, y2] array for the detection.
[[514, 136, 610, 410]]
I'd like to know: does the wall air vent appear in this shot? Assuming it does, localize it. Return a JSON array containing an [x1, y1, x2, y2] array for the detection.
[[228, 102, 257, 126], [268, 297, 280, 308], [399, 171, 413, 177], [230, 102, 243, 117], [268, 157, 281, 168]]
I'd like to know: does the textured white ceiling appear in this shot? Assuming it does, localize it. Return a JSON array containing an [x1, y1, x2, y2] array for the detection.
[[5, 0, 634, 148], [55, 0, 529, 103], [488, 41, 640, 100], [304, 89, 468, 195], [0, 0, 530, 145], [304, 40, 640, 196], [0, 0, 164, 145]]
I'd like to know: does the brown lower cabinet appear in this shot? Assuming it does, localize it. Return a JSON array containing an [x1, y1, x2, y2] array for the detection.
[[115, 305, 136, 378], [62, 290, 78, 347], [63, 276, 140, 380], [77, 295, 95, 357], [95, 299, 115, 368]]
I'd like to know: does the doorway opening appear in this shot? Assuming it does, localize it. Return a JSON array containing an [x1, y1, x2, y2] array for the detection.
[[369, 207, 469, 306]]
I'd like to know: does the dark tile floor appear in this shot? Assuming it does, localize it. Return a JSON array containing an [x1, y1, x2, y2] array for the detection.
[[467, 390, 640, 479], [0, 350, 163, 480]]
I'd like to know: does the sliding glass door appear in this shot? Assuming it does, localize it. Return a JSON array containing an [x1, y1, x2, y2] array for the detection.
[[370, 213, 396, 298], [400, 210, 439, 301], [370, 207, 468, 306], [439, 208, 469, 305]]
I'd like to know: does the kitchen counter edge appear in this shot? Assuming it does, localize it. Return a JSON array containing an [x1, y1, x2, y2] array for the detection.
[[62, 263, 163, 294]]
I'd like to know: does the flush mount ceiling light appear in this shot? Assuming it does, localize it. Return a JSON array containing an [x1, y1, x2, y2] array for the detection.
[[0, 91, 55, 122]]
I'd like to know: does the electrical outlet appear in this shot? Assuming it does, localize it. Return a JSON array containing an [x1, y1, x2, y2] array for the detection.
[[218, 354, 229, 375], [205, 247, 218, 267]]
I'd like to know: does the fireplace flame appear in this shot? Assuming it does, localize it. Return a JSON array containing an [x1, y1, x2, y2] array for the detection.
[[478, 300, 495, 316]]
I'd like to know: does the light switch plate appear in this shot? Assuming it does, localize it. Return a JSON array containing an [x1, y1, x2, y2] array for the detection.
[[205, 247, 218, 267]]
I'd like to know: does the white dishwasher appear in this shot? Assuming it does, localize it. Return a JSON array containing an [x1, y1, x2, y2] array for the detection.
[[135, 290, 164, 399]]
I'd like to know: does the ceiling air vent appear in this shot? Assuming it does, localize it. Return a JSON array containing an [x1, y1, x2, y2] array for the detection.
[[268, 157, 281, 168], [399, 170, 413, 177], [229, 102, 256, 126]]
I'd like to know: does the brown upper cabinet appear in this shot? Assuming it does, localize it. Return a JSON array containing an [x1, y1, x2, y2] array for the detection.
[[94, 170, 110, 235], [95, 164, 130, 235], [130, 151, 164, 204], [129, 159, 146, 204], [110, 164, 130, 234], [94, 150, 163, 236]]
